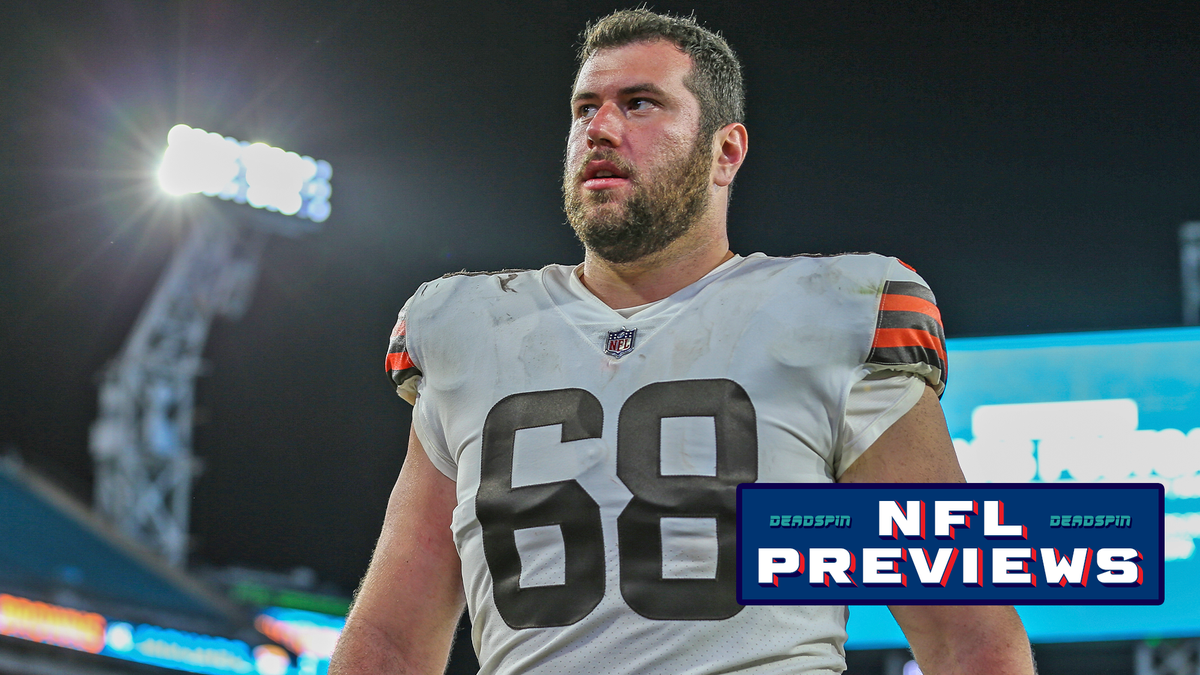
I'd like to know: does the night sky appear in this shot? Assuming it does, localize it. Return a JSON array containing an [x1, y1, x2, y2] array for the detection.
[[1, 1, 1198, 594]]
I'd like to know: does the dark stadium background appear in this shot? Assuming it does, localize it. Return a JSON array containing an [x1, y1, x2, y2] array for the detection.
[[0, 1, 1197, 672]]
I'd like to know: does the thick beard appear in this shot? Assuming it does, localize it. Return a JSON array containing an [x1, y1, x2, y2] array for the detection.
[[563, 136, 713, 265]]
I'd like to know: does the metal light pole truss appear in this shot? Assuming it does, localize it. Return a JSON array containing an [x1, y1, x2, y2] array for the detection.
[[90, 125, 331, 566], [89, 216, 269, 566]]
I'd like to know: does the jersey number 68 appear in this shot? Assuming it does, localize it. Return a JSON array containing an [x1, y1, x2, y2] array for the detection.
[[477, 379, 758, 629]]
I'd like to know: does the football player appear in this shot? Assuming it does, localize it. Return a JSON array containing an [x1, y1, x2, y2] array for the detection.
[[331, 9, 1035, 675]]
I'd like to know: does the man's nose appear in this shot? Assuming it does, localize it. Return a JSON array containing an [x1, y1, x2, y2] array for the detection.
[[586, 101, 623, 149]]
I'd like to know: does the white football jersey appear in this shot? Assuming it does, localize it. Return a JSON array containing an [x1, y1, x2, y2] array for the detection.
[[385, 253, 946, 675]]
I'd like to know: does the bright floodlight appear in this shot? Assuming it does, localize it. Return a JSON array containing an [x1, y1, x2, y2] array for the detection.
[[157, 124, 332, 223]]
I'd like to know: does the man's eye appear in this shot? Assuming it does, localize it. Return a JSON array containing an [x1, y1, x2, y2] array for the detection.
[[577, 104, 598, 120], [629, 98, 656, 111]]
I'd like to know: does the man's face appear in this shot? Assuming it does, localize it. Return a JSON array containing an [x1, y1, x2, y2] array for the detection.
[[563, 40, 714, 264]]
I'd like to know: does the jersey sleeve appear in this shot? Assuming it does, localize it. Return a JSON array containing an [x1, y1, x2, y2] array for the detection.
[[865, 258, 947, 396], [836, 372, 926, 477], [383, 289, 458, 480], [385, 298, 422, 405], [833, 258, 948, 476]]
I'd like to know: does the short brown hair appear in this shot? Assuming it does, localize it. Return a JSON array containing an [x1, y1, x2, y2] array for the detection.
[[577, 9, 745, 141]]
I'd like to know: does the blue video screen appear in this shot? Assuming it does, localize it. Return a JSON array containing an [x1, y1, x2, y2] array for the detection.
[[847, 326, 1200, 647]]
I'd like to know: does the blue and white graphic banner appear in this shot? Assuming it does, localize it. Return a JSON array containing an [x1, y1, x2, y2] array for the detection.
[[737, 483, 1163, 605]]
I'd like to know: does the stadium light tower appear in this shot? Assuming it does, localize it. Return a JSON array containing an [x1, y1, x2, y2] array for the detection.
[[89, 125, 332, 566]]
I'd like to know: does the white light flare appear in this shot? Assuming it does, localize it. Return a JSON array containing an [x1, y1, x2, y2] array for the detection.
[[156, 124, 332, 222], [158, 126, 241, 196]]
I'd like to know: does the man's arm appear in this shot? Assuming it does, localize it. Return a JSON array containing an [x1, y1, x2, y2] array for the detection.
[[839, 385, 1036, 675], [329, 426, 465, 675]]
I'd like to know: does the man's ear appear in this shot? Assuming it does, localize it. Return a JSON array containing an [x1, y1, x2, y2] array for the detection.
[[712, 122, 748, 188]]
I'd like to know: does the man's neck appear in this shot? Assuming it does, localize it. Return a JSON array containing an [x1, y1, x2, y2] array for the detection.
[[579, 228, 734, 310]]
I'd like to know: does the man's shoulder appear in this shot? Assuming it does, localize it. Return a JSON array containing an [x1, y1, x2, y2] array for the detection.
[[725, 252, 936, 328], [401, 265, 568, 338], [410, 265, 562, 305], [752, 250, 892, 269], [732, 251, 906, 289], [427, 266, 542, 291]]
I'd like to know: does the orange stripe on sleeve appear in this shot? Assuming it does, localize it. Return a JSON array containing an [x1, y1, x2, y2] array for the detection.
[[871, 327, 947, 365], [879, 293, 943, 326], [385, 351, 415, 372]]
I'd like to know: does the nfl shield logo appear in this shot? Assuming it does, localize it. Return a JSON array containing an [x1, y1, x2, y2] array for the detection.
[[604, 328, 637, 358]]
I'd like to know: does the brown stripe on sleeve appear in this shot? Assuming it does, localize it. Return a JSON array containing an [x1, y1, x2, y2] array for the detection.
[[867, 280, 948, 391]]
